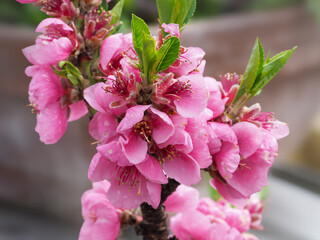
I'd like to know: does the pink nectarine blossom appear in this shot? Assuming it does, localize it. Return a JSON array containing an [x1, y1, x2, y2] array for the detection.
[[240, 103, 289, 140], [79, 181, 120, 240], [23, 18, 76, 66], [153, 73, 208, 118], [28, 67, 87, 144], [165, 185, 258, 240], [88, 153, 167, 209], [210, 122, 277, 208]]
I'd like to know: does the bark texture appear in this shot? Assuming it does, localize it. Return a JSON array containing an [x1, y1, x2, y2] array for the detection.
[[136, 179, 179, 240]]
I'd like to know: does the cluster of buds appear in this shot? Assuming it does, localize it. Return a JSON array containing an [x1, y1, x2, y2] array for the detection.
[[17, 0, 295, 239]]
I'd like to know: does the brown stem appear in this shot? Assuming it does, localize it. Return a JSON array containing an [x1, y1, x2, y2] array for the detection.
[[135, 179, 180, 240]]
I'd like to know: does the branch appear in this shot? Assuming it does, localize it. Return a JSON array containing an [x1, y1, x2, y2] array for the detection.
[[136, 179, 179, 240]]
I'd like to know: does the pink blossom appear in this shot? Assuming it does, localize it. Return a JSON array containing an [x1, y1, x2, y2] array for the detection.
[[84, 7, 113, 43], [88, 153, 167, 209], [168, 47, 206, 77], [165, 185, 199, 213], [79, 181, 120, 240], [84, 82, 128, 144], [100, 33, 133, 76], [153, 73, 208, 118], [84, 82, 128, 118], [185, 109, 213, 169], [207, 122, 240, 180], [166, 185, 258, 240], [23, 18, 75, 66], [116, 104, 175, 164], [28, 67, 87, 144], [108, 104, 200, 185], [245, 195, 264, 230], [162, 23, 181, 38], [205, 77, 227, 118], [219, 73, 241, 105], [31, 0, 76, 18], [240, 103, 289, 140], [210, 122, 277, 207]]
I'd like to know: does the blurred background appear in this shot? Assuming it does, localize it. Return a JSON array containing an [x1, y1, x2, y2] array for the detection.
[[0, 0, 320, 239]]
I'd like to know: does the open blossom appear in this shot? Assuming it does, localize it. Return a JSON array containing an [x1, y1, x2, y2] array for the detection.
[[208, 121, 278, 207], [239, 103, 289, 140], [28, 67, 87, 144], [165, 185, 259, 240], [99, 33, 134, 76], [204, 72, 288, 207], [152, 73, 208, 118], [23, 18, 76, 67], [88, 153, 167, 209], [79, 181, 120, 240]]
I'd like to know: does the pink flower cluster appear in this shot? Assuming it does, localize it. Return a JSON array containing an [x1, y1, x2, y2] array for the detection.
[[86, 24, 210, 209], [84, 23, 288, 212], [17, 0, 291, 237], [165, 185, 263, 240], [205, 74, 289, 207], [24, 18, 87, 144]]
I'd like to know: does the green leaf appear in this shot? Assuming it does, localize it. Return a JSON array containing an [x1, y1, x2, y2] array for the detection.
[[110, 0, 124, 26], [57, 61, 83, 86], [175, 0, 196, 27], [250, 46, 297, 95], [265, 50, 271, 64], [142, 32, 157, 82], [51, 66, 67, 77], [256, 40, 265, 81], [66, 73, 78, 86], [156, 0, 177, 25], [183, 0, 196, 25], [131, 14, 151, 65], [234, 38, 264, 102], [155, 36, 181, 73], [156, 0, 196, 28]]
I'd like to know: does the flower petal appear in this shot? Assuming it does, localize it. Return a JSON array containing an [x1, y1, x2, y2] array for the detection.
[[89, 112, 118, 142], [136, 154, 168, 184], [173, 74, 208, 118], [35, 103, 68, 144], [88, 153, 117, 182], [162, 153, 200, 185], [68, 100, 88, 122], [120, 133, 148, 164], [117, 105, 150, 133], [165, 185, 200, 213], [148, 107, 174, 144], [22, 37, 73, 65], [232, 122, 263, 158]]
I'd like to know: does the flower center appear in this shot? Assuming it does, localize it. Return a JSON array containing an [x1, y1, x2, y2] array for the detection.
[[133, 120, 152, 144], [149, 144, 179, 164], [116, 166, 142, 196]]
